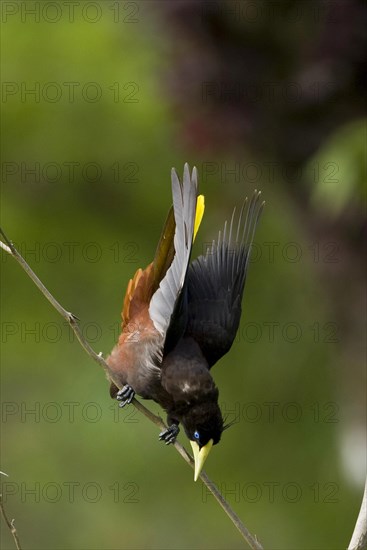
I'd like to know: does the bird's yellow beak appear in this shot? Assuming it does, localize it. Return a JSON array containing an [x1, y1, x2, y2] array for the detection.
[[190, 439, 213, 481]]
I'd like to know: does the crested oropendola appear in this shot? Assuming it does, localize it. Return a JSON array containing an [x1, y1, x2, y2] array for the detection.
[[106, 164, 264, 480]]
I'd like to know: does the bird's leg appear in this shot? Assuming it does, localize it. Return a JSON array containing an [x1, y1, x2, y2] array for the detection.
[[159, 417, 180, 445], [116, 384, 135, 407]]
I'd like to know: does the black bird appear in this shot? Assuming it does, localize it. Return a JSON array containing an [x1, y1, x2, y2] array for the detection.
[[106, 164, 264, 480]]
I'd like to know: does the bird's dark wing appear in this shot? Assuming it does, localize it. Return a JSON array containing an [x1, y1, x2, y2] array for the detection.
[[185, 190, 264, 368]]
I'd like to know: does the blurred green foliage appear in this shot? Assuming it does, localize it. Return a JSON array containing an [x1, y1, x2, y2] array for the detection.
[[1, 3, 365, 550], [308, 119, 367, 215]]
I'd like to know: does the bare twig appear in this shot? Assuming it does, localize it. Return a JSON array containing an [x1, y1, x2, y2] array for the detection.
[[348, 476, 367, 550], [1, 228, 263, 550], [132, 400, 262, 547], [0, 472, 22, 550]]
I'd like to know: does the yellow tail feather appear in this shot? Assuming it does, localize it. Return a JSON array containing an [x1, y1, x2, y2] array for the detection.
[[194, 195, 205, 241]]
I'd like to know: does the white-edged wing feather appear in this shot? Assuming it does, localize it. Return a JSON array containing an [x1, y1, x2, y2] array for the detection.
[[149, 163, 198, 336]]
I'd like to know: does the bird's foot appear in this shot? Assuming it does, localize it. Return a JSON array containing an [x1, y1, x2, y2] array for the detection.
[[159, 424, 180, 445], [116, 385, 135, 407]]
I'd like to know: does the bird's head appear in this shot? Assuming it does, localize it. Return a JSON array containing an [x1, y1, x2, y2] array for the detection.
[[182, 401, 223, 481]]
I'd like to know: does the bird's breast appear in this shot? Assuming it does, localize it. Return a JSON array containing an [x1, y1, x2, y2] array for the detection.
[[106, 308, 164, 398]]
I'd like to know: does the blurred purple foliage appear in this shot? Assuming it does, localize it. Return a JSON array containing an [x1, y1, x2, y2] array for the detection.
[[158, 0, 366, 165]]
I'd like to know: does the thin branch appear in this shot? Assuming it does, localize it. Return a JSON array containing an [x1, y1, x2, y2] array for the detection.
[[0, 472, 22, 550], [132, 400, 262, 547], [348, 476, 367, 550], [0, 229, 106, 372], [1, 228, 263, 550]]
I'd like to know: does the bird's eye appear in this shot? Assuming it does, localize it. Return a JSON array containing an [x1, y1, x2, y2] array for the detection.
[[194, 430, 200, 440]]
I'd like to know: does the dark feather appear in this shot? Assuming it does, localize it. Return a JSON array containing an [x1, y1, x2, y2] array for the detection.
[[186, 190, 264, 367]]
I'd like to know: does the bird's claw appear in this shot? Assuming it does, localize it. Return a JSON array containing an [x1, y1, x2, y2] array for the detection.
[[159, 424, 179, 445], [116, 385, 135, 407]]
